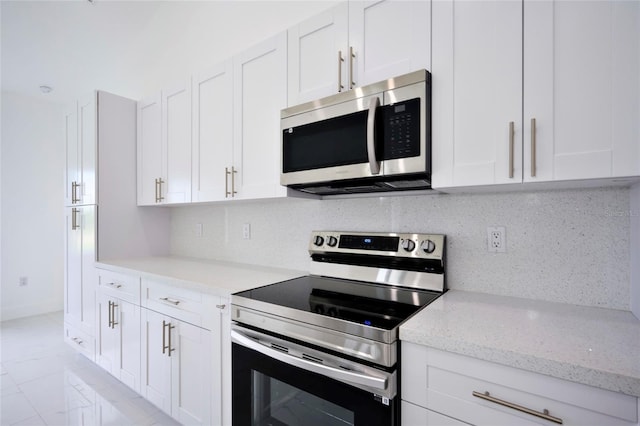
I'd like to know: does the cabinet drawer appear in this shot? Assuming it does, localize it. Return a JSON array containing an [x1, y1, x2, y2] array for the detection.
[[97, 269, 140, 305], [142, 279, 207, 328], [402, 343, 638, 426], [65, 322, 95, 361], [401, 400, 469, 426]]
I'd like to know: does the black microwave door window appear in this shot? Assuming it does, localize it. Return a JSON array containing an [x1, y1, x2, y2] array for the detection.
[[283, 110, 369, 173], [232, 343, 397, 426]]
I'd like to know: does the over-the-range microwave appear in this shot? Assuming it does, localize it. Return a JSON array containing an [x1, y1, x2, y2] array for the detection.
[[280, 69, 431, 195]]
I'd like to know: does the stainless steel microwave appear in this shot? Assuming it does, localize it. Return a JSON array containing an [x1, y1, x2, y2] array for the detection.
[[280, 70, 431, 195]]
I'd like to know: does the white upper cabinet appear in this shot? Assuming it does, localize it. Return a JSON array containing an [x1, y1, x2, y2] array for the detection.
[[137, 93, 163, 205], [349, 0, 430, 87], [192, 61, 234, 203], [432, 0, 523, 188], [288, 3, 349, 106], [433, 0, 640, 190], [137, 81, 192, 205], [162, 80, 192, 204], [65, 94, 97, 206], [523, 0, 640, 182], [233, 32, 288, 200], [288, 0, 430, 106]]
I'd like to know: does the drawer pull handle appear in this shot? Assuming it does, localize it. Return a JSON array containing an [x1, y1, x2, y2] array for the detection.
[[160, 297, 180, 306], [216, 304, 226, 310], [472, 391, 563, 424], [71, 337, 83, 345], [108, 282, 122, 289]]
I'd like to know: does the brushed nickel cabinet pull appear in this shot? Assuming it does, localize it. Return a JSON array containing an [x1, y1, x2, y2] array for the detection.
[[111, 302, 118, 328], [508, 121, 515, 179], [349, 46, 356, 89], [225, 167, 230, 198], [162, 320, 169, 354], [154, 178, 159, 202], [531, 118, 537, 177], [216, 304, 226, 310], [108, 301, 113, 328], [167, 323, 176, 357], [160, 297, 180, 306], [338, 51, 345, 92], [71, 181, 77, 204], [71, 337, 83, 345], [157, 178, 165, 202], [71, 208, 80, 230], [108, 282, 122, 289], [472, 391, 563, 424], [231, 166, 237, 197]]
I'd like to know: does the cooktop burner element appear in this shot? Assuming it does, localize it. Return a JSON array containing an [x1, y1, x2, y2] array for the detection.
[[231, 231, 446, 367]]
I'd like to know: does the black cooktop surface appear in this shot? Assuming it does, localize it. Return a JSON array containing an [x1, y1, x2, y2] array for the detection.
[[234, 275, 442, 330]]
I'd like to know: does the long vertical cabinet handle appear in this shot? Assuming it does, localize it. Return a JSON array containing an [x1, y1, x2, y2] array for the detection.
[[508, 121, 515, 179], [154, 178, 159, 203], [157, 178, 165, 202], [162, 320, 169, 354], [111, 302, 118, 328], [167, 322, 175, 357], [349, 46, 356, 89], [108, 301, 112, 328], [367, 97, 381, 175], [231, 167, 237, 197], [531, 118, 537, 177], [338, 51, 345, 92], [225, 168, 230, 198], [71, 208, 80, 230], [71, 182, 77, 204]]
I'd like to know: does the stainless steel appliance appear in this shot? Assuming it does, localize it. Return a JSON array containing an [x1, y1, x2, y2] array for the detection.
[[231, 231, 446, 425], [280, 70, 431, 195]]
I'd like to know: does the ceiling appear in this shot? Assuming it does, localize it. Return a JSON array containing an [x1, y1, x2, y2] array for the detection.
[[0, 0, 335, 105]]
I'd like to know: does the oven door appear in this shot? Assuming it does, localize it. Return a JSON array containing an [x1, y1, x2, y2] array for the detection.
[[231, 327, 398, 426]]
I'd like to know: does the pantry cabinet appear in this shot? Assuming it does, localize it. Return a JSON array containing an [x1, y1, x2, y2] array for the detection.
[[288, 0, 430, 106], [432, 0, 640, 189], [233, 31, 288, 200], [64, 93, 97, 206], [137, 81, 192, 205], [402, 343, 639, 426], [191, 61, 234, 202]]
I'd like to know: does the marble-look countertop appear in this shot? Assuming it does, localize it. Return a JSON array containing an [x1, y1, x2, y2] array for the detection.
[[400, 290, 640, 398], [95, 256, 305, 297]]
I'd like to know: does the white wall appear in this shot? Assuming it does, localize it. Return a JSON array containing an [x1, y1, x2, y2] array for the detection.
[[631, 183, 640, 319], [170, 187, 632, 311], [1, 92, 65, 320]]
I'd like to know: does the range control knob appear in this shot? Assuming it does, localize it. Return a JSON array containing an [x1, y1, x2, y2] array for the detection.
[[313, 235, 325, 246], [421, 239, 436, 254], [327, 236, 338, 247], [401, 239, 416, 252]]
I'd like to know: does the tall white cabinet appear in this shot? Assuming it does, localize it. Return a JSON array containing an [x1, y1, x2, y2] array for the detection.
[[287, 0, 431, 106], [432, 0, 640, 189], [64, 91, 170, 360]]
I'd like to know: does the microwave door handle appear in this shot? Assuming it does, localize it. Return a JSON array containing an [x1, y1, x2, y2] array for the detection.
[[231, 330, 387, 391], [367, 97, 381, 175]]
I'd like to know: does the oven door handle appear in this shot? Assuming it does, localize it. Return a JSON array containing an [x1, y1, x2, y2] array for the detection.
[[231, 330, 388, 391]]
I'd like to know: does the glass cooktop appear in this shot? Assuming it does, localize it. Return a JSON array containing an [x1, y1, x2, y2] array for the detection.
[[234, 275, 442, 330]]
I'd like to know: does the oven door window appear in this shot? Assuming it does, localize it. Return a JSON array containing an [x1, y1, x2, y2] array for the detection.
[[233, 343, 397, 426]]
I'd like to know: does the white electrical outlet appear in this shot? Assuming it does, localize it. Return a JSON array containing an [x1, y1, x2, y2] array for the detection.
[[487, 226, 506, 253], [243, 223, 251, 240], [19, 276, 28, 287]]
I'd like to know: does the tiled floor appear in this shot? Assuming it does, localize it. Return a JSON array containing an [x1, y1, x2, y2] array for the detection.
[[0, 311, 179, 425]]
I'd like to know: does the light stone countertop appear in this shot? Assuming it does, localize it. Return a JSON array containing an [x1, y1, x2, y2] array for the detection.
[[400, 290, 640, 398], [95, 256, 305, 297]]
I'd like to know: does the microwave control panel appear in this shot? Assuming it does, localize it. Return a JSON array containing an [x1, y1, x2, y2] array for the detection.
[[382, 97, 421, 160]]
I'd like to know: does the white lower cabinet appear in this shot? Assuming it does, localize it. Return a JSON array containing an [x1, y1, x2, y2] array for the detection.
[[141, 307, 212, 425], [402, 342, 639, 426]]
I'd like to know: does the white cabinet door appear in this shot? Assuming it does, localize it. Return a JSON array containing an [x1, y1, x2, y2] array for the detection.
[[96, 292, 118, 375], [172, 320, 212, 425], [432, 0, 523, 188], [233, 32, 288, 200], [78, 93, 97, 205], [523, 0, 640, 182], [141, 308, 172, 415], [64, 104, 79, 207], [192, 62, 234, 202], [64, 205, 96, 336], [137, 93, 163, 206], [162, 81, 192, 204], [288, 3, 349, 106], [349, 0, 431, 87], [117, 299, 141, 392]]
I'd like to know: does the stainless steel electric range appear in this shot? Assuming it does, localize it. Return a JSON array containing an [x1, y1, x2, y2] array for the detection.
[[230, 231, 446, 426]]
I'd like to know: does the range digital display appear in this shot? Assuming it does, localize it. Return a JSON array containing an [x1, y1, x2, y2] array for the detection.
[[338, 235, 399, 251]]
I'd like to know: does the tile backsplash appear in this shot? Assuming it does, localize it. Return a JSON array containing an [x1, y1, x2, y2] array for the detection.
[[170, 187, 631, 310]]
